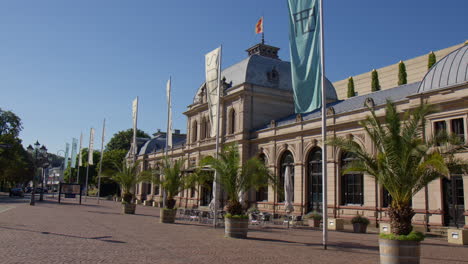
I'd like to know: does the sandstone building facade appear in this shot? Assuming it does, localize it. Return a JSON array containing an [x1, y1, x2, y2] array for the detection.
[[133, 41, 468, 230]]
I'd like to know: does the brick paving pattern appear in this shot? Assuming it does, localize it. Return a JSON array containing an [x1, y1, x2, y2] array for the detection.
[[0, 195, 467, 264]]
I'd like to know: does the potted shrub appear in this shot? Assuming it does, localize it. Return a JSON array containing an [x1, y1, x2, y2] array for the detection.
[[304, 211, 322, 227], [148, 157, 185, 223], [201, 143, 275, 239], [110, 161, 148, 214], [329, 101, 465, 264], [351, 215, 370, 233]]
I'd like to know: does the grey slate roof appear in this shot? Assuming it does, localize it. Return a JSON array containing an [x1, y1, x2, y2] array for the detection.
[[193, 54, 338, 103], [418, 45, 468, 93], [257, 82, 421, 131], [138, 133, 186, 155]]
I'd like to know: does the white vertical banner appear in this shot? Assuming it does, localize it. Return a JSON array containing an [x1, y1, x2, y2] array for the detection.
[[205, 47, 221, 137], [166, 78, 173, 149], [78, 133, 83, 167], [88, 128, 95, 165], [132, 97, 139, 159], [70, 138, 78, 168]]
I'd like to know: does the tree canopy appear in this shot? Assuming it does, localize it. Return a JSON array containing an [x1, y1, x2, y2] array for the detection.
[[105, 129, 150, 152]]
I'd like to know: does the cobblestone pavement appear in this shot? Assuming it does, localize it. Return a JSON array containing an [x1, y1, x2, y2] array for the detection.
[[0, 196, 467, 264]]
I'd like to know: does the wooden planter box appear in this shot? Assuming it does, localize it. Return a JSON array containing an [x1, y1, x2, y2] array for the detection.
[[307, 219, 321, 228], [160, 208, 176, 223], [225, 218, 249, 239], [121, 203, 136, 214], [379, 238, 420, 264], [447, 229, 468, 245], [327, 218, 344, 231]]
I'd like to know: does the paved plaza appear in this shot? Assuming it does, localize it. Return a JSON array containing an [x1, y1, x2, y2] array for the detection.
[[0, 195, 467, 264]]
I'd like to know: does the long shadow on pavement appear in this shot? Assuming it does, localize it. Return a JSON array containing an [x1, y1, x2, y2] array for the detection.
[[0, 226, 126, 244]]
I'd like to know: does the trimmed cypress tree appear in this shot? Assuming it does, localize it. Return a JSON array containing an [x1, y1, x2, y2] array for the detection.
[[428, 52, 436, 70], [398, 61, 407, 85], [347, 77, 356, 98], [371, 69, 380, 92]]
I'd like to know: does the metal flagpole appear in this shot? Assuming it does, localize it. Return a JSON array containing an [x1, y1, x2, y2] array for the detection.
[[97, 118, 106, 204], [163, 78, 171, 209], [319, 0, 328, 250], [213, 45, 222, 228], [76, 133, 82, 184], [85, 128, 94, 202]]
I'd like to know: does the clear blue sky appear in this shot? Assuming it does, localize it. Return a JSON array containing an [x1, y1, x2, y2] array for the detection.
[[0, 0, 466, 155]]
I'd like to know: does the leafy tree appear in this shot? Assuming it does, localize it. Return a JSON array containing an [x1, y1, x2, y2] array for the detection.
[[201, 144, 275, 216], [0, 108, 33, 189], [328, 101, 461, 236], [0, 108, 22, 137], [105, 129, 150, 152], [427, 52, 436, 70], [371, 70, 380, 92], [398, 61, 407, 85], [99, 149, 127, 176], [63, 148, 100, 184], [347, 77, 356, 98]]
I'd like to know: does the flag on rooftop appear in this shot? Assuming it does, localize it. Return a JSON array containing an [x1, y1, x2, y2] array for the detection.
[[255, 17, 263, 34]]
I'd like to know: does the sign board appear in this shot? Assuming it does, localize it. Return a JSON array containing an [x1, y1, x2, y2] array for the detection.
[[58, 183, 82, 204]]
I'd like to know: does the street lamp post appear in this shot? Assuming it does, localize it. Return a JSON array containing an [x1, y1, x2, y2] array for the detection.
[[27, 141, 49, 206]]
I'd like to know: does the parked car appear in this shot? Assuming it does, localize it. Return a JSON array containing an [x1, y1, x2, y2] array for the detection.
[[35, 188, 48, 193], [9, 188, 24, 197], [24, 187, 32, 193]]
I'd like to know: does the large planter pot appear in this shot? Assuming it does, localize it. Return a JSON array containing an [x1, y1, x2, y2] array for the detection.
[[308, 219, 320, 228], [122, 203, 136, 214], [353, 223, 368, 233], [160, 208, 177, 223], [225, 218, 249, 239], [379, 238, 420, 264]]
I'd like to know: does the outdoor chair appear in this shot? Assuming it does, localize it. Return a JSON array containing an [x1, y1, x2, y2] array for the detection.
[[260, 213, 271, 226], [189, 210, 200, 222], [183, 209, 192, 221], [249, 214, 260, 225], [291, 215, 303, 227]]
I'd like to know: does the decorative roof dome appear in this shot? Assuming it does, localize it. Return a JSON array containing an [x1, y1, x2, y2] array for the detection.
[[193, 51, 338, 104], [418, 45, 468, 93]]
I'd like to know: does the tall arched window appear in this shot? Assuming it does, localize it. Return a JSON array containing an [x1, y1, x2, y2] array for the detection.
[[307, 147, 322, 213], [206, 119, 211, 138], [191, 120, 198, 143], [279, 151, 294, 202], [200, 117, 207, 140], [256, 154, 268, 202], [229, 109, 236, 134], [341, 151, 364, 205]]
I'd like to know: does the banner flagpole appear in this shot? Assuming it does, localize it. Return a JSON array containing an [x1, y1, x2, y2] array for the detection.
[[163, 77, 172, 209], [213, 45, 222, 228], [85, 127, 95, 202], [319, 0, 328, 250], [97, 118, 106, 204], [76, 133, 83, 184]]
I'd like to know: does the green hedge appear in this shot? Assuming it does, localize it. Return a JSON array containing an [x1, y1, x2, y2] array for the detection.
[[380, 231, 425, 242]]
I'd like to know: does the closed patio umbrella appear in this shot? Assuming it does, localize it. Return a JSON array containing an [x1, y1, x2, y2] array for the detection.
[[284, 166, 294, 214]]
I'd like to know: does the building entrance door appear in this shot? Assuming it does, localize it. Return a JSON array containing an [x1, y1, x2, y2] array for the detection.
[[443, 176, 465, 228], [200, 180, 213, 206]]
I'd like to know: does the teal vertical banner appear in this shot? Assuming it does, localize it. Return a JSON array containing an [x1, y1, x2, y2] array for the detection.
[[64, 143, 70, 170], [70, 138, 78, 168], [288, 0, 322, 113]]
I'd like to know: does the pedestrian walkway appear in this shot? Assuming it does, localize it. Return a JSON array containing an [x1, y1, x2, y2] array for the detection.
[[0, 197, 466, 264]]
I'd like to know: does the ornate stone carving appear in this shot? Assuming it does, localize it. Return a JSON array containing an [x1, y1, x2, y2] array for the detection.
[[327, 106, 335, 116], [364, 97, 375, 108]]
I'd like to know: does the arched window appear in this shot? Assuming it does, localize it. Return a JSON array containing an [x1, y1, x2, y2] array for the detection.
[[256, 154, 268, 202], [191, 120, 198, 143], [200, 117, 207, 140], [229, 109, 236, 134], [341, 152, 363, 205], [307, 147, 322, 213], [279, 151, 294, 202], [206, 119, 211, 138]]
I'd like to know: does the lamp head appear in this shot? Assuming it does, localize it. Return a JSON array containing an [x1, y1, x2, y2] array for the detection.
[[34, 140, 40, 149]]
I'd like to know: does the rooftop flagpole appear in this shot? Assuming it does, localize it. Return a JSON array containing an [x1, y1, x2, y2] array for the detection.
[[319, 0, 328, 250]]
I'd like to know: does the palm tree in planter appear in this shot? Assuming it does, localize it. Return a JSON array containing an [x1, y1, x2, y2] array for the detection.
[[329, 101, 452, 264], [111, 161, 148, 214], [201, 143, 275, 239], [148, 157, 186, 224]]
